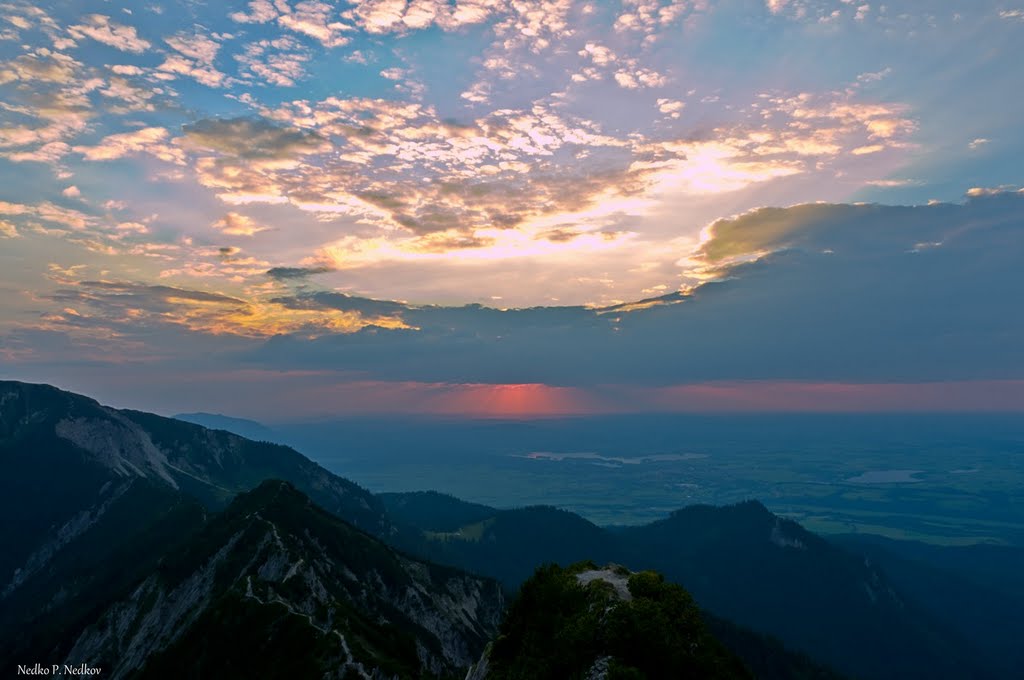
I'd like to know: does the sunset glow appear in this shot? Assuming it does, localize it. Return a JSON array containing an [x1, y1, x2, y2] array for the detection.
[[0, 1, 1021, 416]]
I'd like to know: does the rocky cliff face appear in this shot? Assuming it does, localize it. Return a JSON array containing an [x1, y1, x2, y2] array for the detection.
[[0, 381, 390, 531], [63, 481, 504, 679], [0, 381, 392, 622], [0, 382, 500, 677]]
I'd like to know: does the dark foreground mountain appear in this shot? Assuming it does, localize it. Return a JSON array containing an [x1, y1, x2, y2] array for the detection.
[[0, 381, 998, 679], [63, 480, 503, 679], [831, 533, 1024, 679], [0, 381, 401, 670], [469, 562, 844, 680], [0, 380, 389, 532], [618, 503, 983, 680], [471, 562, 749, 680], [388, 494, 990, 680]]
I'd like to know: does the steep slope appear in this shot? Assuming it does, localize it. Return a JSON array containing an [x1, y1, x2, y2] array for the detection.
[[831, 533, 1024, 600], [831, 534, 1024, 679], [618, 502, 986, 680], [702, 615, 846, 680], [380, 491, 498, 533], [0, 380, 390, 667], [394, 505, 620, 589], [63, 481, 504, 679], [173, 411, 280, 443], [470, 562, 751, 680], [391, 493, 990, 680], [0, 381, 387, 532], [0, 476, 207, 665]]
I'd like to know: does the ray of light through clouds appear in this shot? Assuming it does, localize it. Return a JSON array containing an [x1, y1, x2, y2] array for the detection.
[[0, 0, 1022, 417]]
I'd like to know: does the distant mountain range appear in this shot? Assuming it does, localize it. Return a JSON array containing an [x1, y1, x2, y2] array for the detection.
[[382, 494, 1015, 680], [173, 411, 281, 444], [2, 381, 1019, 679]]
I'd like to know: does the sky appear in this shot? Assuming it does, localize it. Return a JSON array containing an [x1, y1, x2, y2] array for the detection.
[[0, 0, 1022, 419]]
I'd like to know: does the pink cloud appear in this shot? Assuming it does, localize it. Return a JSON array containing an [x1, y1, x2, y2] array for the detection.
[[639, 381, 1024, 413]]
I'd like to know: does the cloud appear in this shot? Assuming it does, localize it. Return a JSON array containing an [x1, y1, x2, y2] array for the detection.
[[695, 203, 844, 263], [0, 199, 91, 230], [347, 0, 496, 34], [232, 0, 352, 47], [271, 290, 409, 316], [74, 127, 185, 165], [613, 66, 667, 89], [213, 212, 271, 236], [78, 280, 246, 306], [277, 1, 353, 47], [0, 50, 79, 85], [242, 193, 1024, 386], [187, 83, 897, 244], [231, 1, 280, 24], [265, 266, 334, 280], [100, 76, 159, 113], [0, 46, 103, 164], [157, 31, 228, 87], [237, 37, 310, 87], [115, 221, 148, 234], [67, 15, 150, 53], [864, 179, 920, 188], [965, 185, 1023, 197], [182, 117, 325, 159], [27, 278, 411, 345], [614, 0, 693, 35], [656, 98, 684, 118]]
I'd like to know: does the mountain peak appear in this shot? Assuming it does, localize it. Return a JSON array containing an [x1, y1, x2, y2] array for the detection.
[[229, 478, 305, 509], [0, 379, 390, 533], [476, 561, 750, 680], [63, 483, 503, 679]]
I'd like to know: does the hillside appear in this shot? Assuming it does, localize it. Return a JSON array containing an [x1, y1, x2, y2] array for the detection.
[[63, 481, 503, 679], [0, 381, 451, 672], [0, 381, 389, 533], [386, 492, 992, 680], [394, 505, 620, 589], [380, 491, 498, 533], [473, 562, 749, 680], [831, 534, 1024, 678], [0, 381, 1001, 680], [172, 411, 281, 444]]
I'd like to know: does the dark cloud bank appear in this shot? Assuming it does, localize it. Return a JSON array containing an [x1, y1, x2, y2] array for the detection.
[[249, 193, 1024, 386]]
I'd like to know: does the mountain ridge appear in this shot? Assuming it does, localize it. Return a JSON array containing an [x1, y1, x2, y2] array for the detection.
[[63, 480, 504, 679], [387, 494, 994, 680], [0, 380, 396, 668], [1, 380, 1006, 680]]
